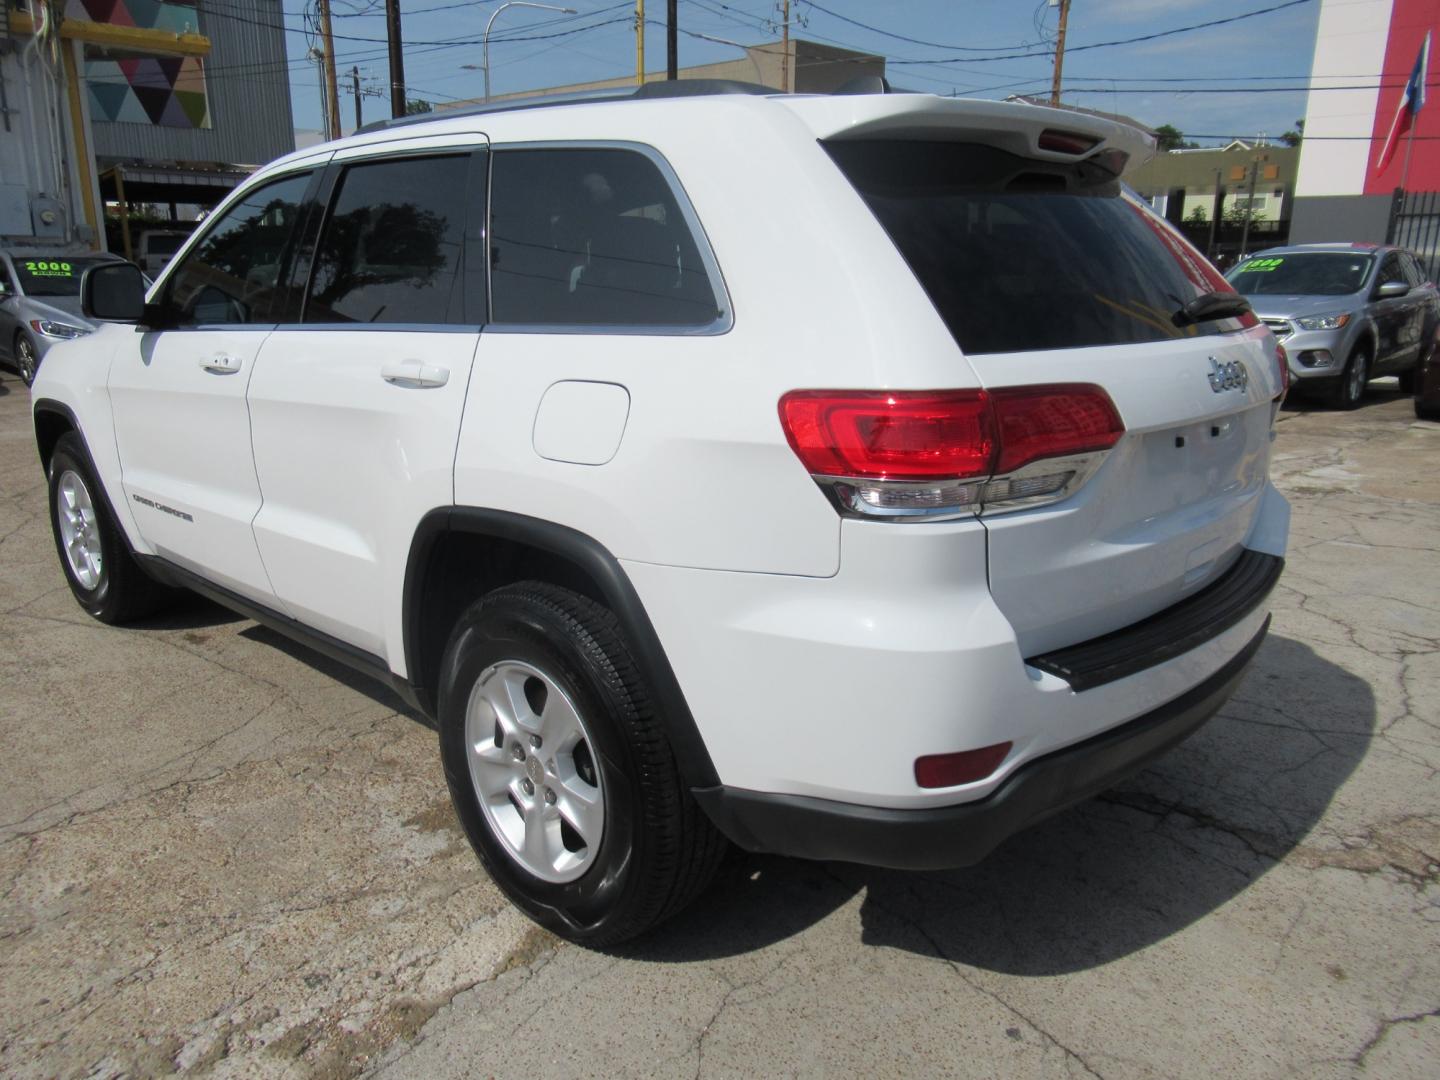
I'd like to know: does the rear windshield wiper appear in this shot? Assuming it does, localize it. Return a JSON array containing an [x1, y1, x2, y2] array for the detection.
[[1172, 291, 1252, 327]]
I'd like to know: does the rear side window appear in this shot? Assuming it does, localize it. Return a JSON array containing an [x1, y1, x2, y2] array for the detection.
[[488, 147, 721, 327], [305, 155, 471, 325], [165, 172, 311, 325], [826, 141, 1249, 355]]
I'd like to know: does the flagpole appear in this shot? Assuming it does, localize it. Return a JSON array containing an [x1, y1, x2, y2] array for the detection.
[[1401, 122, 1417, 194]]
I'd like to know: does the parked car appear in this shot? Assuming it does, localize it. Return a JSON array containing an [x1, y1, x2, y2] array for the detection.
[[0, 250, 127, 386], [135, 229, 193, 277], [1415, 324, 1440, 419], [1226, 242, 1440, 409], [31, 83, 1288, 944]]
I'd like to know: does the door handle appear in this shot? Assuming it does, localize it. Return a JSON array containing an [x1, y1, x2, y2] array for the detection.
[[202, 352, 242, 375], [381, 361, 450, 389]]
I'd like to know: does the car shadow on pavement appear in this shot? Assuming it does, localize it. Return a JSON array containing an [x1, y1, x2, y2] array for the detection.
[[238, 623, 437, 729], [625, 635, 1374, 974]]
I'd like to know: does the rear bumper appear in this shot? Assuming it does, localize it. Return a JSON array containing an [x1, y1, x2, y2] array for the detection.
[[694, 616, 1269, 870]]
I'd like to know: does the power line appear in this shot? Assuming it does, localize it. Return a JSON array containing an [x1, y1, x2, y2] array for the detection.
[[887, 0, 1318, 65]]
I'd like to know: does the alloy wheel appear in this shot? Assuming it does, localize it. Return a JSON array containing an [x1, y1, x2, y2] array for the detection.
[[16, 337, 36, 386], [55, 469, 104, 591], [464, 659, 605, 883]]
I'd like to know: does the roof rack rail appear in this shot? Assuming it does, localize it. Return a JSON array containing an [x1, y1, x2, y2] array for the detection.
[[357, 79, 779, 134]]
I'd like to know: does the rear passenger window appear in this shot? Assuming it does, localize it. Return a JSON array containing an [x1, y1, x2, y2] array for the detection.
[[305, 155, 470, 325], [488, 147, 721, 327]]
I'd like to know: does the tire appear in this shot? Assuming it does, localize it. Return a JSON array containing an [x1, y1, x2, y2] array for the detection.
[[438, 581, 726, 946], [1416, 396, 1440, 420], [15, 333, 38, 387], [1335, 344, 1370, 410], [47, 433, 174, 623]]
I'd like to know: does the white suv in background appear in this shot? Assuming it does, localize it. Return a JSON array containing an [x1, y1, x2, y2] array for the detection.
[[32, 83, 1288, 945]]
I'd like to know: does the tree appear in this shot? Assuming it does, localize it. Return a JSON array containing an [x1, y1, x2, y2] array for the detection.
[[1186, 204, 1208, 224], [1280, 118, 1305, 147], [1155, 123, 1198, 151], [1224, 200, 1255, 226], [405, 98, 433, 115]]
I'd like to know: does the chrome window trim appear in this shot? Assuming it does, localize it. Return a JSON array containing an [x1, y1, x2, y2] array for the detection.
[[485, 139, 733, 336], [270, 323, 483, 335]]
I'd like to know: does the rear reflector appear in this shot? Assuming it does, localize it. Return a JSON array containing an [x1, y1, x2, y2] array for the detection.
[[915, 742, 1013, 788]]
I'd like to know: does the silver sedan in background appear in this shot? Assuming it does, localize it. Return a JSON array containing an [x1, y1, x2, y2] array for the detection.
[[1226, 243, 1439, 409], [0, 251, 127, 387]]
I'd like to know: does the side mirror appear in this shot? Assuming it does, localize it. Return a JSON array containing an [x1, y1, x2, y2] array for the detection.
[[82, 262, 147, 322], [1377, 280, 1411, 299]]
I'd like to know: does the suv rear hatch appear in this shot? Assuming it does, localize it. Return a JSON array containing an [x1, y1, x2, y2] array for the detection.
[[808, 99, 1280, 657]]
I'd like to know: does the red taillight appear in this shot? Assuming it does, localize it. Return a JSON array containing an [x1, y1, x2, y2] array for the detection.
[[777, 390, 995, 481], [989, 385, 1124, 474], [1038, 129, 1100, 155], [1275, 343, 1291, 400], [915, 742, 1013, 788], [778, 385, 1123, 482]]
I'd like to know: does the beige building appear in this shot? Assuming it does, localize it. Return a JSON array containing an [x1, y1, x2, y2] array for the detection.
[[1129, 142, 1300, 227], [439, 38, 886, 110]]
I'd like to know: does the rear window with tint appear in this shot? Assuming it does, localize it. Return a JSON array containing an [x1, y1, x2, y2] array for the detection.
[[825, 140, 1248, 355], [489, 147, 722, 327]]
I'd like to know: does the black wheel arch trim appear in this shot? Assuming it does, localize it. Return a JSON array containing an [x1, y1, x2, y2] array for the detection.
[[404, 507, 720, 790], [31, 397, 83, 466]]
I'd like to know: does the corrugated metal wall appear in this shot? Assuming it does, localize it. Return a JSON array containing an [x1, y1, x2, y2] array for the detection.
[[90, 0, 295, 169]]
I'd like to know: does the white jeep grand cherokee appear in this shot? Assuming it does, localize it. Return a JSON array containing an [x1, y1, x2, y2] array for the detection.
[[32, 83, 1289, 944]]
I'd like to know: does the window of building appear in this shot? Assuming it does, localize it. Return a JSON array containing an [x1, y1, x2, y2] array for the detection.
[[304, 155, 471, 325], [488, 147, 722, 327]]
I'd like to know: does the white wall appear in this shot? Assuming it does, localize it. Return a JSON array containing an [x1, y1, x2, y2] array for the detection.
[[1295, 0, 1394, 197]]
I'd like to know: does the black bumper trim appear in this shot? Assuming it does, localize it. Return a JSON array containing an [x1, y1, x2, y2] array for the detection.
[[1026, 549, 1283, 692], [693, 616, 1269, 871]]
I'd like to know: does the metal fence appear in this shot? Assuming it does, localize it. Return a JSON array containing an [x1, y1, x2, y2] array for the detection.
[[1386, 189, 1440, 280]]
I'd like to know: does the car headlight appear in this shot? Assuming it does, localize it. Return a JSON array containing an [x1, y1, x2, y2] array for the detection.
[[29, 319, 92, 340], [1294, 312, 1352, 331]]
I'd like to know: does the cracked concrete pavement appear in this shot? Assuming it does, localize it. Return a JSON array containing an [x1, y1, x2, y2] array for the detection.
[[0, 367, 1437, 1078]]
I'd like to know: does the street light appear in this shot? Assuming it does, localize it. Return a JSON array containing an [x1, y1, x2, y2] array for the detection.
[[483, 2, 577, 103]]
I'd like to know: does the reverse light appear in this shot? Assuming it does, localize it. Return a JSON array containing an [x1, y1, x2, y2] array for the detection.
[[778, 385, 1124, 521], [1294, 312, 1351, 331], [30, 319, 91, 340], [915, 742, 1013, 788]]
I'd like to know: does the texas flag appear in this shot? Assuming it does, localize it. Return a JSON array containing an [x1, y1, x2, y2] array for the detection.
[[1376, 31, 1431, 174]]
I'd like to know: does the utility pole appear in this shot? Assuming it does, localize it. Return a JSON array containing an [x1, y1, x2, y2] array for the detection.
[[386, 0, 406, 119], [317, 0, 341, 140], [666, 0, 677, 80], [351, 66, 362, 133], [780, 0, 790, 93], [1239, 153, 1264, 259], [1207, 168, 1223, 260], [1050, 0, 1070, 106], [635, 1, 645, 85]]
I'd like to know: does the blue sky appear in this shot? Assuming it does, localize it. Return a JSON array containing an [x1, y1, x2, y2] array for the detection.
[[261, 0, 1324, 144]]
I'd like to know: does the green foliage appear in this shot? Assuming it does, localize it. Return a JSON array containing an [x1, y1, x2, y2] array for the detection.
[[1155, 123, 1198, 151], [405, 98, 434, 115], [1186, 204, 1208, 224]]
